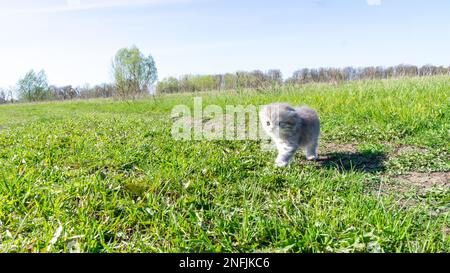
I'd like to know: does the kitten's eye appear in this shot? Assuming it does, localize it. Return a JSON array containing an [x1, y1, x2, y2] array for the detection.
[[266, 121, 270, 126]]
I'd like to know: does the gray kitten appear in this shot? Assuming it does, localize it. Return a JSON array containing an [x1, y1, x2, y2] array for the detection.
[[259, 103, 320, 167]]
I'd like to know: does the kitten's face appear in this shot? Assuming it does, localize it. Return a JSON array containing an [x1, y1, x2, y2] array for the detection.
[[259, 103, 298, 139]]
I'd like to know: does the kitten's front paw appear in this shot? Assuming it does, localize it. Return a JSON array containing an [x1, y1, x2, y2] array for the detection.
[[306, 155, 318, 161], [275, 160, 289, 167]]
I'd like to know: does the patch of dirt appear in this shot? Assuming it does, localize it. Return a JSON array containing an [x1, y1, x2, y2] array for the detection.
[[389, 144, 430, 157], [375, 171, 449, 197], [320, 142, 430, 156], [320, 142, 358, 154], [392, 172, 449, 192], [395, 145, 429, 154], [373, 171, 450, 210]]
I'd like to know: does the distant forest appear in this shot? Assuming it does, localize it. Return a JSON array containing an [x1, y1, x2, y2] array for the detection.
[[1, 64, 449, 104], [156, 64, 450, 93]]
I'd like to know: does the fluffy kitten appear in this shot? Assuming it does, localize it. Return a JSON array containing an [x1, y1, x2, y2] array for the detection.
[[259, 103, 320, 167]]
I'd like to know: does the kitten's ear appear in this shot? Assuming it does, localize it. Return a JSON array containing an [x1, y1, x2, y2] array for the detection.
[[286, 111, 299, 124]]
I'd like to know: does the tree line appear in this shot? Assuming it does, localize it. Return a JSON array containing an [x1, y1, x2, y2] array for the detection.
[[0, 80, 117, 104], [0, 45, 157, 104], [1, 60, 449, 104], [157, 69, 283, 94], [156, 64, 450, 94]]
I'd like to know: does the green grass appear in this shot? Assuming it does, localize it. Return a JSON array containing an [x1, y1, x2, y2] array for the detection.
[[0, 76, 449, 252]]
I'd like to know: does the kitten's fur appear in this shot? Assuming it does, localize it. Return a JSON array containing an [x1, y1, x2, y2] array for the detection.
[[259, 103, 320, 167]]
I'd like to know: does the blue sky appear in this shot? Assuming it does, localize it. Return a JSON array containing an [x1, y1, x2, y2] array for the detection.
[[0, 0, 449, 87]]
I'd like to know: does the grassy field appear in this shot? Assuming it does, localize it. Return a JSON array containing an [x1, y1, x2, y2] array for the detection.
[[0, 76, 449, 252]]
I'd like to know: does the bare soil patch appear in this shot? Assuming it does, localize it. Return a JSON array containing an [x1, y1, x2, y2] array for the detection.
[[371, 171, 449, 201], [391, 172, 449, 192], [388, 144, 431, 159], [320, 142, 358, 153]]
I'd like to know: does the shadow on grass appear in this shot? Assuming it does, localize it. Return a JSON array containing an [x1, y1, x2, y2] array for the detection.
[[317, 151, 387, 173]]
